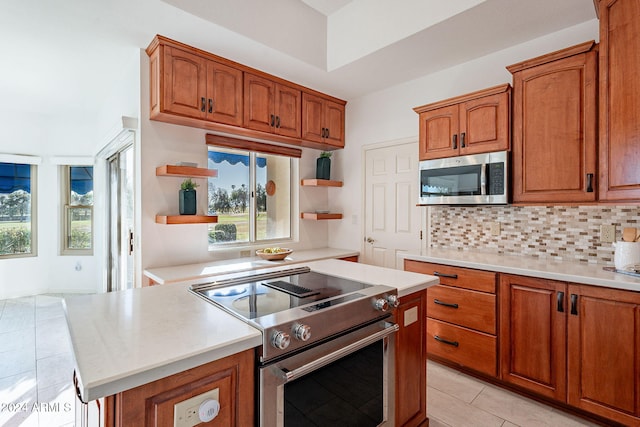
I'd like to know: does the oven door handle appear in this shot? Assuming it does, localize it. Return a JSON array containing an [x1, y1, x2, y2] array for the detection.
[[282, 323, 399, 382]]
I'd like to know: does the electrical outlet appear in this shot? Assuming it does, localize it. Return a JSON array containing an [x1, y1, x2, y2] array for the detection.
[[600, 224, 616, 243], [174, 388, 219, 427], [490, 222, 501, 236]]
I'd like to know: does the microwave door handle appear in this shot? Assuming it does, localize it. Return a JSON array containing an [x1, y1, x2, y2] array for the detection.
[[480, 163, 487, 195]]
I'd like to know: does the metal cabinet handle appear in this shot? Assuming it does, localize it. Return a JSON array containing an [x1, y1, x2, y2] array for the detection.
[[460, 132, 466, 148], [570, 294, 578, 315], [557, 291, 564, 312], [326, 128, 330, 138], [208, 98, 213, 114], [586, 173, 594, 193], [434, 335, 459, 347], [275, 115, 280, 128], [270, 114, 275, 127], [433, 271, 458, 279], [452, 134, 458, 150], [201, 97, 206, 112], [434, 299, 459, 309]]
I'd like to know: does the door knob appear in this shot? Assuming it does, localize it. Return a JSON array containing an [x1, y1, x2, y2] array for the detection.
[[366, 237, 375, 243]]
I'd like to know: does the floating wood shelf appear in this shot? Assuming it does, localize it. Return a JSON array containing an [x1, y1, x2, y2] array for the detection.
[[300, 212, 343, 220], [300, 179, 343, 187], [155, 215, 219, 224], [156, 165, 218, 178]]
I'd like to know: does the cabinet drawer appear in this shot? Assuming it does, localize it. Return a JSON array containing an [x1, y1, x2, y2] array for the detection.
[[427, 285, 496, 334], [405, 260, 496, 293], [427, 318, 497, 377]]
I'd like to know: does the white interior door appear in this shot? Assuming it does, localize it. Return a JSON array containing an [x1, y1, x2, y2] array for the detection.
[[363, 141, 422, 269]]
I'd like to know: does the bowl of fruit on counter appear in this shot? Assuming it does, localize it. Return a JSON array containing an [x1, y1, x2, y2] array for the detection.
[[255, 247, 293, 261]]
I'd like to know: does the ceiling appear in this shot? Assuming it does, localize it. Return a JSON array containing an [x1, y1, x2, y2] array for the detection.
[[0, 0, 597, 123]]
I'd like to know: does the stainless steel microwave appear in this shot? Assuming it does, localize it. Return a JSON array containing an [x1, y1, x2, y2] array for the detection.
[[419, 151, 509, 205]]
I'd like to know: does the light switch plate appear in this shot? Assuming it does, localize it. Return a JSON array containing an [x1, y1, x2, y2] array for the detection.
[[174, 388, 219, 427], [600, 224, 616, 243], [490, 222, 501, 236]]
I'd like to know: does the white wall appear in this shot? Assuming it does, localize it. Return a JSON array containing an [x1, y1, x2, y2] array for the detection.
[[0, 50, 140, 299], [138, 52, 329, 278], [328, 19, 600, 252]]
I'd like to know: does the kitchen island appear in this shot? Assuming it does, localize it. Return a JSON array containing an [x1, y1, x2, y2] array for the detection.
[[65, 258, 438, 425]]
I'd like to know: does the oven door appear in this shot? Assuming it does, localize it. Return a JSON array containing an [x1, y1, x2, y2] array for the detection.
[[259, 320, 398, 427]]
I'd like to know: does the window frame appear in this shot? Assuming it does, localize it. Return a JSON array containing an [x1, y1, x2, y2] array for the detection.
[[61, 165, 94, 256], [207, 147, 296, 250], [0, 162, 37, 259]]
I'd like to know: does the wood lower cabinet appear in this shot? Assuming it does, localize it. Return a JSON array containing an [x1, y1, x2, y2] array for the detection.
[[499, 274, 567, 401], [413, 84, 511, 161], [302, 92, 345, 148], [508, 41, 597, 203], [244, 73, 301, 138], [404, 260, 498, 377], [395, 290, 427, 427], [598, 0, 640, 201], [567, 284, 640, 425], [106, 349, 254, 426]]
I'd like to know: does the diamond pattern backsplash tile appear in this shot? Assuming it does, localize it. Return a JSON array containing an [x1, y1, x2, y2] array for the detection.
[[429, 205, 640, 264]]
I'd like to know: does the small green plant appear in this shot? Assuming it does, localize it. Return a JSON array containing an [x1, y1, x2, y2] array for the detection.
[[319, 151, 332, 158], [180, 178, 199, 191]]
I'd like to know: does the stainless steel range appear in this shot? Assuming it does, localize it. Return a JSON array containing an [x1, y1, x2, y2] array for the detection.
[[190, 266, 399, 426]]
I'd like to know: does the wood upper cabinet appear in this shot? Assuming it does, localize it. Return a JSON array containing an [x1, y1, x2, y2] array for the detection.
[[153, 45, 243, 126], [598, 0, 640, 201], [508, 41, 598, 203], [499, 274, 567, 401], [302, 92, 346, 148], [414, 84, 511, 160], [244, 73, 301, 138], [396, 290, 427, 427], [567, 284, 640, 425]]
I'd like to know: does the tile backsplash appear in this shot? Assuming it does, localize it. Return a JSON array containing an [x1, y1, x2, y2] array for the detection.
[[429, 205, 640, 264]]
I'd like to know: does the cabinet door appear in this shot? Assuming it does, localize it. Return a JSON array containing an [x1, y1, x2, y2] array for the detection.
[[567, 284, 640, 425], [499, 275, 567, 401], [418, 105, 459, 160], [301, 92, 325, 143], [598, 0, 640, 201], [206, 61, 243, 126], [459, 91, 510, 156], [244, 73, 274, 133], [274, 83, 301, 138], [396, 291, 427, 427], [162, 46, 207, 119], [324, 99, 345, 148], [512, 49, 597, 203]]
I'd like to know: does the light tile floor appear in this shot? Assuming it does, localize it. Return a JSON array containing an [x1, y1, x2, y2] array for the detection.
[[0, 294, 602, 427]]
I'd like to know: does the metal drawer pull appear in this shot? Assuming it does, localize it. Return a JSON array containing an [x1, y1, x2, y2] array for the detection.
[[586, 173, 594, 193], [570, 294, 578, 315], [434, 335, 459, 347], [434, 299, 459, 309], [557, 291, 564, 313], [433, 271, 458, 279], [452, 134, 458, 150]]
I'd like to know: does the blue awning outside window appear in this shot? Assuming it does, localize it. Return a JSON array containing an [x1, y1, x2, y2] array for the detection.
[[70, 166, 93, 195], [0, 162, 31, 194], [208, 151, 266, 168]]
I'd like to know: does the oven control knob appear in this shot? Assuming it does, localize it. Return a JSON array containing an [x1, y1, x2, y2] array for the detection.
[[293, 323, 311, 342], [374, 298, 389, 312], [386, 295, 400, 308], [272, 331, 291, 350]]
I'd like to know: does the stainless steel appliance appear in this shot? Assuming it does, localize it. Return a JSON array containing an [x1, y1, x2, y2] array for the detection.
[[190, 266, 399, 426], [419, 150, 509, 205]]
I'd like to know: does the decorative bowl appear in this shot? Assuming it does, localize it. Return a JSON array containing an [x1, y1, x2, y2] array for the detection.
[[256, 248, 293, 261]]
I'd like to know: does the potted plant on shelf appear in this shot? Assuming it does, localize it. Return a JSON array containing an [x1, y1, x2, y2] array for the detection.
[[316, 151, 332, 180], [179, 178, 198, 215]]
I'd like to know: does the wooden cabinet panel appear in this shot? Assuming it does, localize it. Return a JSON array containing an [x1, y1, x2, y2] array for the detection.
[[509, 42, 597, 203], [404, 260, 497, 293], [414, 84, 511, 161], [301, 92, 346, 148], [598, 0, 640, 201], [500, 274, 567, 401], [206, 61, 243, 126], [301, 92, 324, 143], [110, 349, 254, 426], [567, 284, 640, 425], [244, 73, 273, 133], [427, 285, 496, 334], [324, 99, 345, 148], [274, 83, 301, 138], [162, 46, 207, 119], [396, 291, 427, 427], [427, 318, 497, 376]]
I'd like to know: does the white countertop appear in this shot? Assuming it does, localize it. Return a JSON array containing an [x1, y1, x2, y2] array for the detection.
[[144, 247, 360, 285], [402, 248, 640, 292], [65, 258, 437, 402]]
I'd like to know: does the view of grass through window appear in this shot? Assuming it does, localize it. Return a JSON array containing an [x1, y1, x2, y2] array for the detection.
[[67, 166, 93, 251], [0, 162, 33, 256]]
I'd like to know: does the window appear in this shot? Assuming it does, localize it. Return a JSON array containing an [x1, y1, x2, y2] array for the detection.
[[62, 166, 93, 254], [208, 147, 292, 247], [0, 162, 36, 258]]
